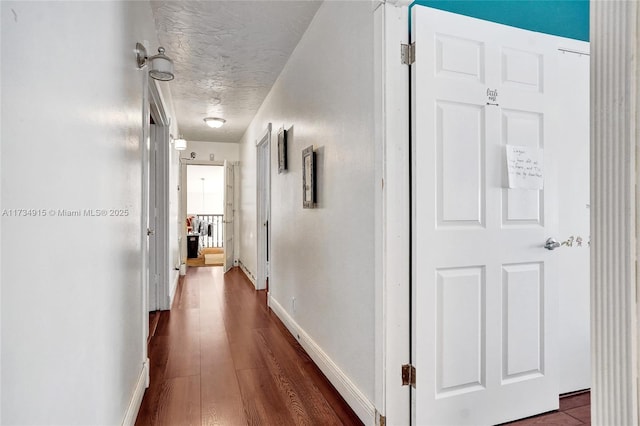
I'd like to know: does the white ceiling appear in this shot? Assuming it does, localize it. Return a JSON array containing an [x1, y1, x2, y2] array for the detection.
[[151, 1, 322, 143]]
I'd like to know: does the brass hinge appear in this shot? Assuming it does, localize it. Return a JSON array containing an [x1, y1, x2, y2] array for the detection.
[[401, 43, 415, 65], [402, 363, 416, 387], [379, 413, 386, 426]]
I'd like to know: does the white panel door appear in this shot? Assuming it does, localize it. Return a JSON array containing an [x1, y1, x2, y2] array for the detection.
[[223, 160, 234, 272], [412, 7, 565, 425], [256, 135, 270, 290], [555, 47, 590, 394]]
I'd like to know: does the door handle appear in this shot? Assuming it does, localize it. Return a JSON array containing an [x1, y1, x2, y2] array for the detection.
[[544, 238, 560, 250], [147, 228, 155, 236]]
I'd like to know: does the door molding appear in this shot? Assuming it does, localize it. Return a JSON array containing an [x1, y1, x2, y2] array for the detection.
[[180, 158, 225, 166], [373, 3, 410, 425], [148, 79, 171, 311], [223, 160, 235, 272], [140, 70, 171, 382], [591, 2, 639, 423], [256, 124, 272, 291]]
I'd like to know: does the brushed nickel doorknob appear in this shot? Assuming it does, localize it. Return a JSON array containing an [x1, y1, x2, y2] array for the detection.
[[544, 238, 560, 250]]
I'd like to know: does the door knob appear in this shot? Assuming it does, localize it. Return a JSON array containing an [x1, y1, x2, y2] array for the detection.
[[147, 228, 155, 236], [544, 238, 560, 250]]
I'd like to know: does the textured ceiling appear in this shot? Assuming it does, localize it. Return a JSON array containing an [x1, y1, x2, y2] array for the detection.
[[151, 1, 322, 143]]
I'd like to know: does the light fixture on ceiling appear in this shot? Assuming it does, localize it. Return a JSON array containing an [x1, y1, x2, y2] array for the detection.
[[135, 42, 174, 81], [203, 117, 226, 128], [173, 135, 187, 151]]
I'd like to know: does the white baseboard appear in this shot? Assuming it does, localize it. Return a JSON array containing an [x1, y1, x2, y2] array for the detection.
[[268, 295, 376, 425], [122, 359, 149, 426], [169, 270, 179, 307], [238, 259, 256, 287]]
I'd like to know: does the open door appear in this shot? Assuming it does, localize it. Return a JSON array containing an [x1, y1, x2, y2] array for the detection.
[[223, 160, 234, 272], [146, 81, 171, 311], [256, 126, 271, 290], [410, 6, 588, 425]]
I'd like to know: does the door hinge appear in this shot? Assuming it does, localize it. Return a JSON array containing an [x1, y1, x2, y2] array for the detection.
[[378, 413, 386, 426], [401, 43, 415, 65], [402, 363, 416, 387]]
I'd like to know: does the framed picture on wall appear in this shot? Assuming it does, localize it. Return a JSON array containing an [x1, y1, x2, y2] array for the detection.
[[278, 127, 288, 173], [302, 145, 315, 208]]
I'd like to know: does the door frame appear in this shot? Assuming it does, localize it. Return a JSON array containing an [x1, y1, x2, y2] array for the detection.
[[148, 79, 171, 311], [380, 3, 638, 425], [256, 124, 272, 291], [223, 160, 235, 272], [140, 71, 171, 382], [373, 3, 411, 425], [179, 158, 225, 266]]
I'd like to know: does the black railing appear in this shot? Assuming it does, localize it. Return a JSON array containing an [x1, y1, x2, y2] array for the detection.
[[194, 214, 224, 248]]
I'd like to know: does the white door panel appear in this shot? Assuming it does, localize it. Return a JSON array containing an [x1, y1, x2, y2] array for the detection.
[[256, 130, 270, 291], [412, 6, 564, 425], [556, 48, 590, 394]]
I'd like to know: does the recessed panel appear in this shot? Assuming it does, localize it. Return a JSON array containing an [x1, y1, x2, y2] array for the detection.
[[501, 110, 543, 226], [436, 34, 485, 82], [502, 48, 543, 91], [437, 102, 485, 228], [436, 267, 486, 397], [502, 110, 543, 148], [502, 263, 544, 383]]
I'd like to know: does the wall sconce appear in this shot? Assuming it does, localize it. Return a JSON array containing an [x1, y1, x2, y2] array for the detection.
[[136, 42, 174, 81], [203, 117, 226, 128], [173, 135, 187, 151]]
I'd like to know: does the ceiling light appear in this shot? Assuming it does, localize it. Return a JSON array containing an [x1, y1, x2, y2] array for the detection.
[[174, 136, 187, 151], [204, 117, 226, 128], [135, 43, 175, 82]]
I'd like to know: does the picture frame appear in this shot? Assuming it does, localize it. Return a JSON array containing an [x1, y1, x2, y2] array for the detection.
[[302, 145, 315, 208], [278, 127, 288, 173]]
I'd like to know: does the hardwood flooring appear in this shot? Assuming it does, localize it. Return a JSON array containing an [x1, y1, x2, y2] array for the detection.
[[136, 266, 362, 426], [186, 247, 224, 268], [504, 391, 591, 425]]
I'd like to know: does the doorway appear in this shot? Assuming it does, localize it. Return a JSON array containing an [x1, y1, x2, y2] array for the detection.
[[185, 164, 225, 267], [145, 79, 171, 313], [256, 126, 271, 291], [180, 159, 236, 272], [184, 163, 229, 268], [409, 6, 590, 425]]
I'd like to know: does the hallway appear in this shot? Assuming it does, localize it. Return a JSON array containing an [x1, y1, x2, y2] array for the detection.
[[135, 267, 362, 425]]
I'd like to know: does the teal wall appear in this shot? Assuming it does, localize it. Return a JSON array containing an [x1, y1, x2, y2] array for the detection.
[[412, 1, 589, 41]]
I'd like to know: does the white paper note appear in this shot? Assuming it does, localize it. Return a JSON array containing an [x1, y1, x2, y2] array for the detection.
[[506, 145, 544, 190]]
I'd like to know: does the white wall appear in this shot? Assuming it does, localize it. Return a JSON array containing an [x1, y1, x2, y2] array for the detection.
[[179, 140, 240, 162], [238, 0, 376, 412], [187, 165, 224, 214], [1, 1, 172, 423]]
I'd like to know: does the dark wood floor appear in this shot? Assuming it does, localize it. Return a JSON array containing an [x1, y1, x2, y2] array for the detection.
[[136, 266, 363, 426], [505, 391, 591, 425]]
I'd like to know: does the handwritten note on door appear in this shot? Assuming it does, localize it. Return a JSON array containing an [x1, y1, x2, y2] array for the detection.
[[506, 145, 544, 190]]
